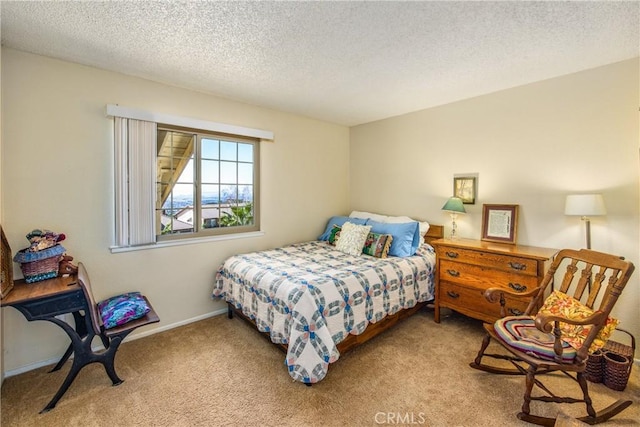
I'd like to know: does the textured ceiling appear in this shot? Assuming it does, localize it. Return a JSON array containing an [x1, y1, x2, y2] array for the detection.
[[1, 1, 639, 126]]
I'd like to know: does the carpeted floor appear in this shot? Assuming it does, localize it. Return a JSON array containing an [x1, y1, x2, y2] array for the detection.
[[1, 308, 638, 426]]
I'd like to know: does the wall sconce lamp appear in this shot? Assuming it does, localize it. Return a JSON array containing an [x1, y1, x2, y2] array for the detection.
[[564, 194, 606, 249], [442, 197, 466, 239]]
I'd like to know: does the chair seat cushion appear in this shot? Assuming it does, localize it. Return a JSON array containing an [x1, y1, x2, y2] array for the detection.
[[98, 292, 151, 330], [494, 316, 577, 363]]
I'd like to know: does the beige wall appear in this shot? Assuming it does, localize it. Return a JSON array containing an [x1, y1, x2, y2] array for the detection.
[[350, 58, 640, 354], [2, 48, 638, 375], [0, 48, 350, 373]]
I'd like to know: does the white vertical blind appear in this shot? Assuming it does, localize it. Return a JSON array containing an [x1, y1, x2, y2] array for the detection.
[[114, 117, 129, 246], [128, 120, 157, 245], [113, 118, 156, 247]]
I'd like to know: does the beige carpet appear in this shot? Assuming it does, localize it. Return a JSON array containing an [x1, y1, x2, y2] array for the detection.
[[1, 308, 638, 427]]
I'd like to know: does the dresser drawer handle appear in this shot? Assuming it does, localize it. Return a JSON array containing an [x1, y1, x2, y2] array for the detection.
[[508, 262, 527, 271], [446, 291, 460, 299], [508, 283, 527, 292], [446, 269, 460, 277], [445, 251, 459, 258], [508, 308, 524, 316]]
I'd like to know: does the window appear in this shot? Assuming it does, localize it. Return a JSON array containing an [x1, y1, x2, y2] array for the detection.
[[108, 105, 271, 251], [157, 127, 260, 240]]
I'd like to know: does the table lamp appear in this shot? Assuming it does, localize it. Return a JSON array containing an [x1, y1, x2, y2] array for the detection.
[[442, 197, 466, 239], [564, 194, 606, 249]]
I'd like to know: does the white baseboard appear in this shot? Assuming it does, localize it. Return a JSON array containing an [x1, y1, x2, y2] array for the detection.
[[2, 308, 227, 378]]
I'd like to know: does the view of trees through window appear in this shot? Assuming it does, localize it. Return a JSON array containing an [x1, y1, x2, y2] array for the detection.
[[156, 128, 257, 238]]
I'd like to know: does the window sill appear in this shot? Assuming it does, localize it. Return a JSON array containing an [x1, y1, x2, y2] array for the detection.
[[110, 231, 265, 253]]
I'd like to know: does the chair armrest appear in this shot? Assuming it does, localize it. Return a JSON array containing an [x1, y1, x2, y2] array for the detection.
[[533, 310, 607, 364], [483, 286, 542, 303], [484, 286, 545, 318], [534, 310, 607, 333]]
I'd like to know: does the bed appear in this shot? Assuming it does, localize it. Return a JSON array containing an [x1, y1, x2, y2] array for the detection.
[[212, 218, 443, 384]]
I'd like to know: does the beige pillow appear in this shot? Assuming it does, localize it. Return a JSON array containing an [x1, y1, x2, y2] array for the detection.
[[335, 222, 371, 256]]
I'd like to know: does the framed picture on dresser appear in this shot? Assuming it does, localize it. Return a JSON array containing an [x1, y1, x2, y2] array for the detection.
[[481, 204, 519, 244]]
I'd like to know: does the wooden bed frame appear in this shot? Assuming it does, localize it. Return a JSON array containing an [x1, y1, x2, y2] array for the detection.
[[227, 224, 444, 360]]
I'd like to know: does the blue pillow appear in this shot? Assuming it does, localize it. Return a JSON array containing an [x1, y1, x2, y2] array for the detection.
[[318, 216, 368, 241], [98, 292, 150, 329], [367, 220, 420, 257]]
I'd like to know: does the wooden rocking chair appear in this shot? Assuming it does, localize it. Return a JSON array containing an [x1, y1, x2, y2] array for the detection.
[[469, 248, 635, 426]]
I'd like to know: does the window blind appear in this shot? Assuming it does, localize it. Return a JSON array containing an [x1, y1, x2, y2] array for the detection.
[[113, 117, 157, 247]]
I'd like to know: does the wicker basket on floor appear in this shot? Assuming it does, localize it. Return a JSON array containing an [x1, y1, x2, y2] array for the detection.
[[602, 329, 635, 391], [585, 349, 604, 383], [586, 328, 635, 391]]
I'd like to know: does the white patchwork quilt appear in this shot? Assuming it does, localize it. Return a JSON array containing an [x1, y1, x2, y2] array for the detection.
[[212, 241, 436, 383]]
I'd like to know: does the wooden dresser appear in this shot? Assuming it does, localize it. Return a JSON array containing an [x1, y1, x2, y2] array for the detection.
[[431, 238, 557, 323]]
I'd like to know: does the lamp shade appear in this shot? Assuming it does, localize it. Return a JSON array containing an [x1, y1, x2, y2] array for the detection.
[[442, 197, 466, 214], [564, 194, 607, 216]]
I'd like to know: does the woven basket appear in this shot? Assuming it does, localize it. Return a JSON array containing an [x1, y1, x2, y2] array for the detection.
[[603, 352, 632, 391], [13, 244, 65, 283], [585, 349, 604, 383], [602, 329, 635, 391], [586, 328, 635, 391]]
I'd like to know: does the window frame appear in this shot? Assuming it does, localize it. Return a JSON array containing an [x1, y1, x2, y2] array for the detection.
[[108, 104, 272, 252], [156, 124, 261, 242]]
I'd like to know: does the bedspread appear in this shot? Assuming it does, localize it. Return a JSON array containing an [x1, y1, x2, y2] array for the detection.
[[212, 241, 436, 383]]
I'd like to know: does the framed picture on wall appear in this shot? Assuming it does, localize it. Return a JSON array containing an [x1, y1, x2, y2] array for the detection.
[[481, 204, 519, 244], [453, 176, 476, 204]]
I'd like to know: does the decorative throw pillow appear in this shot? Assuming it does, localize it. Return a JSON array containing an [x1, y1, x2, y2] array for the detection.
[[318, 216, 368, 241], [335, 222, 371, 257], [328, 224, 342, 245], [537, 290, 619, 353], [362, 232, 393, 258], [98, 292, 150, 330], [367, 220, 420, 257]]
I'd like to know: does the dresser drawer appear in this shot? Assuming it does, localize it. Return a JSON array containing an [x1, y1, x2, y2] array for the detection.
[[432, 238, 556, 324], [439, 281, 530, 322], [436, 246, 538, 277], [439, 259, 538, 294]]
